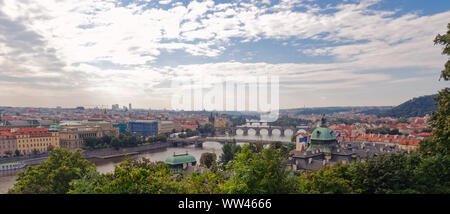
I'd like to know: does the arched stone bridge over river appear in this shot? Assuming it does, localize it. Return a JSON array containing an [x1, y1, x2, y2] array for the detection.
[[168, 126, 312, 147], [215, 126, 309, 137]]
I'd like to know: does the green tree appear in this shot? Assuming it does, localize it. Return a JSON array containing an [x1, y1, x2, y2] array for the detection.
[[222, 145, 296, 194], [181, 170, 225, 194], [349, 154, 420, 194], [219, 140, 241, 167], [199, 152, 217, 169], [111, 137, 121, 150], [421, 23, 450, 156], [69, 158, 183, 194], [8, 148, 94, 194], [297, 164, 356, 194], [83, 136, 99, 149]]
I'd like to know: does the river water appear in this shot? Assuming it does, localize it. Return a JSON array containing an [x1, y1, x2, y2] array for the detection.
[[0, 141, 245, 194], [0, 133, 293, 194]]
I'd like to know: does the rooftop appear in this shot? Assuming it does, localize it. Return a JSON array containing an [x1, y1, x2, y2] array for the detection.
[[165, 152, 196, 165]]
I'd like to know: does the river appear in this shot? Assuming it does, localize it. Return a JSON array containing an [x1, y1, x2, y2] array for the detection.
[[0, 132, 293, 194], [0, 141, 243, 194]]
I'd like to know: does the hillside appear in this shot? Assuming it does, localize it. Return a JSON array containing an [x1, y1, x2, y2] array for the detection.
[[281, 106, 392, 116], [378, 94, 438, 118]]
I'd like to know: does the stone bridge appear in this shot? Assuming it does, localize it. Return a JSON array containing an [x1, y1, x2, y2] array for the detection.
[[215, 126, 308, 137]]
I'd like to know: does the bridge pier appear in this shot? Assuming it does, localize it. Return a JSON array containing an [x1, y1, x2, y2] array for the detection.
[[243, 129, 248, 136], [255, 128, 261, 136]]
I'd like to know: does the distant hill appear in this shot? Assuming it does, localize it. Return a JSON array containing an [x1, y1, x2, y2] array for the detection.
[[281, 106, 392, 116], [378, 94, 438, 118]]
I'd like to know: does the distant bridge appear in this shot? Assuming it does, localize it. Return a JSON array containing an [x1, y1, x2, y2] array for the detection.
[[214, 126, 310, 137], [168, 135, 303, 148]]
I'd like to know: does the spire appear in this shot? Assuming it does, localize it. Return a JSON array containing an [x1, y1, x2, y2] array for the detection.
[[320, 114, 327, 128]]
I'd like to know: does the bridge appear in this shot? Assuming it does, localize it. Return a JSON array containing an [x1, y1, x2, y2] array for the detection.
[[214, 126, 309, 137], [168, 137, 285, 147]]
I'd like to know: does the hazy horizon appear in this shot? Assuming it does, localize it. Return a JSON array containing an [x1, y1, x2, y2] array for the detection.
[[0, 0, 449, 109]]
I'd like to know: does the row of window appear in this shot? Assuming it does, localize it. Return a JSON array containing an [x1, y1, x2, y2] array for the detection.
[[18, 143, 53, 148], [17, 138, 56, 143]]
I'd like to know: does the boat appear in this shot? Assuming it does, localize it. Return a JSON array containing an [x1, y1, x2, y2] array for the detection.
[[0, 162, 26, 171]]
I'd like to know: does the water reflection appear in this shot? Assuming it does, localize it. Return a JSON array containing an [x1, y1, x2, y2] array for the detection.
[[0, 141, 253, 193]]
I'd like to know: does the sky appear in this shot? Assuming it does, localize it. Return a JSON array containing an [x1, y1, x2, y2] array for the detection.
[[0, 0, 449, 110]]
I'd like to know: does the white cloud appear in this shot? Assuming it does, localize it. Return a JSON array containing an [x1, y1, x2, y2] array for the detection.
[[0, 0, 448, 108]]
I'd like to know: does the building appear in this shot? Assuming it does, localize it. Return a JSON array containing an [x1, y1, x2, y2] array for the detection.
[[7, 128, 60, 155], [128, 120, 158, 137], [0, 131, 16, 156], [295, 133, 309, 152], [158, 121, 182, 135], [58, 120, 119, 150], [113, 123, 127, 133], [291, 121, 409, 171], [165, 152, 197, 172], [112, 104, 119, 111]]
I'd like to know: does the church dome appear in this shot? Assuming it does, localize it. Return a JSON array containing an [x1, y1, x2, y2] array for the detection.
[[310, 127, 336, 141]]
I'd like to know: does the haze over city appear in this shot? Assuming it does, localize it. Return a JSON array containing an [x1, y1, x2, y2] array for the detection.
[[0, 0, 449, 109]]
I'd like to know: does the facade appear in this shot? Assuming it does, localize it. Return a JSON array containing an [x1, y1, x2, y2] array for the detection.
[[165, 152, 197, 172], [0, 131, 16, 156], [291, 125, 409, 171], [158, 121, 182, 135], [58, 120, 119, 150], [128, 120, 158, 137], [11, 128, 59, 155], [113, 123, 127, 133], [295, 133, 309, 152]]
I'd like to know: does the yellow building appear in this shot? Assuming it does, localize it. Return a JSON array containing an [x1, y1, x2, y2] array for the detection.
[[58, 120, 119, 150], [12, 128, 60, 155]]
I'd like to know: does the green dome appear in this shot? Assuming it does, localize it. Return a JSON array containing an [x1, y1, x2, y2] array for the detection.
[[165, 153, 196, 165], [310, 127, 336, 141]]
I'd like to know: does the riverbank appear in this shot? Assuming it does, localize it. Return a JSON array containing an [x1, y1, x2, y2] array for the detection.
[[0, 141, 226, 194], [0, 142, 171, 167]]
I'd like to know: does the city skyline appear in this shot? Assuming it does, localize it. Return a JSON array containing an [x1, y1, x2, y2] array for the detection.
[[0, 0, 449, 109]]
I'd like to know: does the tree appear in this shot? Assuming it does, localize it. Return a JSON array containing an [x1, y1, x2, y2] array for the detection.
[[111, 137, 121, 150], [419, 23, 450, 156], [8, 148, 94, 194], [200, 152, 217, 169], [47, 145, 55, 152], [14, 150, 20, 157], [181, 170, 225, 194], [69, 158, 183, 194], [349, 154, 420, 194], [219, 140, 241, 167], [297, 164, 356, 194], [222, 145, 296, 194], [83, 136, 99, 150]]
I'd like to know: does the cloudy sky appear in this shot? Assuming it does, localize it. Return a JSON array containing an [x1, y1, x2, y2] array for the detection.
[[0, 0, 449, 110]]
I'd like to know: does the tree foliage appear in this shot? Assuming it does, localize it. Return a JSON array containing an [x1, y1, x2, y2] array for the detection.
[[200, 152, 217, 169], [419, 23, 450, 156], [222, 145, 296, 194], [8, 148, 94, 194]]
